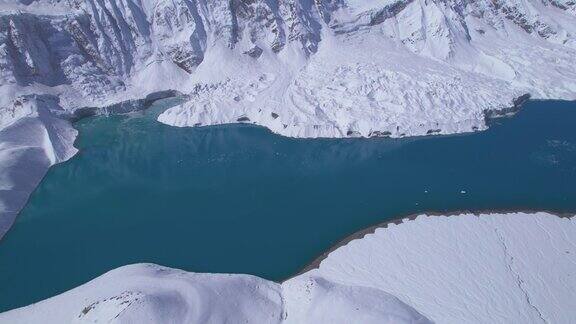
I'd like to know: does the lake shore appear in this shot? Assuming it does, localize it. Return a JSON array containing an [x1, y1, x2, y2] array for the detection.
[[288, 208, 576, 281]]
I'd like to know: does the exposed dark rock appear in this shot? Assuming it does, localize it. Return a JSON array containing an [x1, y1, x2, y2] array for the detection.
[[243, 46, 263, 58], [368, 130, 392, 137], [484, 93, 531, 121], [71, 107, 97, 121], [369, 0, 414, 25]]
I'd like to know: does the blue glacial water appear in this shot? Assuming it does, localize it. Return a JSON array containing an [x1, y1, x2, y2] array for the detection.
[[0, 99, 575, 311]]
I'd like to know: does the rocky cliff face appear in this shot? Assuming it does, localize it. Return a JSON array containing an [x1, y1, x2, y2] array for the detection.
[[0, 0, 575, 142], [0, 0, 574, 119], [0, 0, 575, 136], [0, 0, 332, 96], [1, 0, 573, 75]]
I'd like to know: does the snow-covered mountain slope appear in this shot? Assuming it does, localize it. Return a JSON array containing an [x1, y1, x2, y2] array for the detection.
[[1, 212, 574, 323], [0, 94, 76, 238], [0, 0, 575, 138], [0, 266, 432, 323]]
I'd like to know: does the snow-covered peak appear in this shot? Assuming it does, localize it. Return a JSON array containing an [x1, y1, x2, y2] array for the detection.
[[0, 0, 574, 140]]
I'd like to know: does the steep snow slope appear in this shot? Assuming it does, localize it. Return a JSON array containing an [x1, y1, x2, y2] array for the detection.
[[1, 212, 573, 323], [0, 94, 76, 238], [0, 0, 575, 138]]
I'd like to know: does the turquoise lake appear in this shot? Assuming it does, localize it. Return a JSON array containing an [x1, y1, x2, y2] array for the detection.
[[1, 99, 575, 311]]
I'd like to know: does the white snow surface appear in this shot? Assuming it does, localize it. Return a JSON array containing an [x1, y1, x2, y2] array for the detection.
[[0, 94, 77, 238], [0, 265, 431, 324], [311, 212, 576, 323], [1, 212, 574, 323], [0, 0, 575, 139]]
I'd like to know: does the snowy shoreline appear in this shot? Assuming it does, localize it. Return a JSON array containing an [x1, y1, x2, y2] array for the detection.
[[0, 92, 183, 239], [0, 92, 545, 241], [290, 208, 576, 280], [1, 211, 574, 323]]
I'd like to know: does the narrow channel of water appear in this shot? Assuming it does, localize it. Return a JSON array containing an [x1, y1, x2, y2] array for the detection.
[[1, 100, 575, 311]]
